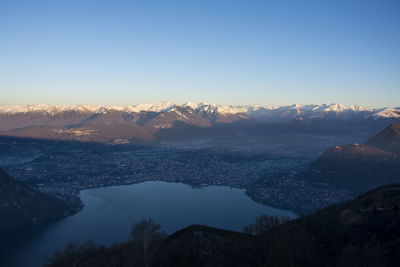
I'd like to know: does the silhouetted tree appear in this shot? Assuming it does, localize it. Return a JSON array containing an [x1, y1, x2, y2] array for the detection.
[[129, 218, 166, 266], [243, 214, 290, 235], [46, 218, 166, 267]]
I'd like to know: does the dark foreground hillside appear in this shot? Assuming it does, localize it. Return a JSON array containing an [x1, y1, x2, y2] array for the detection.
[[48, 183, 400, 267], [0, 167, 74, 233]]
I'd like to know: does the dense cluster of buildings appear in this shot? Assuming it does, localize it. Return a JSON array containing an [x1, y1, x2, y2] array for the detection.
[[6, 149, 310, 212]]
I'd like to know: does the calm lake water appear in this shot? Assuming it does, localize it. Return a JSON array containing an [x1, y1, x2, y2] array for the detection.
[[1, 181, 297, 267]]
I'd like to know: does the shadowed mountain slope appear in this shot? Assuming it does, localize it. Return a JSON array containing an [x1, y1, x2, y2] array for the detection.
[[296, 123, 400, 194], [0, 167, 74, 233], [365, 123, 400, 154]]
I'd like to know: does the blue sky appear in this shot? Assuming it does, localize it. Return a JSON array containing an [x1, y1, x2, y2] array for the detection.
[[0, 0, 399, 107]]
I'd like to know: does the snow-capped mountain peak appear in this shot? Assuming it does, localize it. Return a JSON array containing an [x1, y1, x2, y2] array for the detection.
[[0, 102, 398, 121], [130, 101, 175, 113], [372, 108, 400, 119]]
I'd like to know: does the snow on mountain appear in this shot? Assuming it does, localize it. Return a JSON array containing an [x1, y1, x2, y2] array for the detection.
[[372, 108, 400, 119], [0, 104, 105, 114], [0, 102, 176, 115], [322, 104, 367, 112], [0, 102, 397, 121], [183, 101, 202, 111], [183, 102, 247, 114], [0, 104, 56, 114], [130, 101, 175, 113]]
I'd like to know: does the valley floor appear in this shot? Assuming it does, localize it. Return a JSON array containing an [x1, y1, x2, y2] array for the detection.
[[1, 141, 350, 214]]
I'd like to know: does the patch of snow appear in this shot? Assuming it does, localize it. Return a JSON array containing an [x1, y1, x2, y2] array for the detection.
[[130, 101, 175, 113], [372, 108, 400, 119], [173, 109, 189, 120]]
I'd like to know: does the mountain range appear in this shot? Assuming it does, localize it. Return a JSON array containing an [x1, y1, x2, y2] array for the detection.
[[0, 102, 399, 145], [1, 102, 399, 122]]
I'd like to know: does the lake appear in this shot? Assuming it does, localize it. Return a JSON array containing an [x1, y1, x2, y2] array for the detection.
[[1, 181, 297, 267]]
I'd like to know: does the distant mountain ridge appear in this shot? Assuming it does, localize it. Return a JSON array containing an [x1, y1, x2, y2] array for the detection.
[[1, 102, 398, 121], [0, 101, 398, 144]]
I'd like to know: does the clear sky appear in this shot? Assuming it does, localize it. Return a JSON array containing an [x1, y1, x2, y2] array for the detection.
[[0, 0, 399, 108]]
